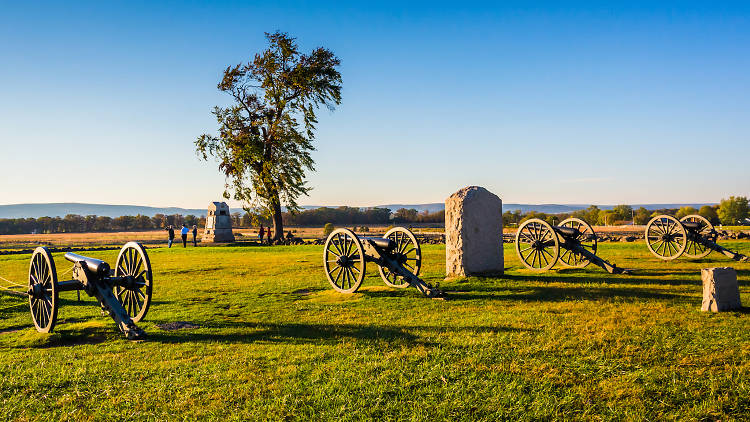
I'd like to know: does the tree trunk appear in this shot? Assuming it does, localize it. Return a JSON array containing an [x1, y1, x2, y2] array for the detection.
[[271, 201, 283, 242]]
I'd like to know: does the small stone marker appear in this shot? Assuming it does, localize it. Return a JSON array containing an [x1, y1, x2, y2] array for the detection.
[[202, 202, 235, 243], [701, 267, 742, 312], [445, 186, 504, 277]]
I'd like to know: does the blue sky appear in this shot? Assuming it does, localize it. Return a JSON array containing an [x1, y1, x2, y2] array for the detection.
[[1, 2, 748, 209]]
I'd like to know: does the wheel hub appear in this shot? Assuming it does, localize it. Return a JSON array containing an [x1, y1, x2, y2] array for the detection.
[[394, 253, 406, 265], [27, 283, 44, 299], [337, 255, 351, 267], [122, 275, 136, 289]]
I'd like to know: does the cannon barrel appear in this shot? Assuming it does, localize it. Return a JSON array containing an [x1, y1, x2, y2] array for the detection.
[[64, 252, 110, 277]]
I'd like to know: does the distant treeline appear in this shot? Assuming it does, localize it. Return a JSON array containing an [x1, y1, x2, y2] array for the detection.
[[1, 197, 747, 235], [503, 196, 749, 227], [255, 207, 444, 226], [0, 207, 444, 235], [0, 213, 204, 235]]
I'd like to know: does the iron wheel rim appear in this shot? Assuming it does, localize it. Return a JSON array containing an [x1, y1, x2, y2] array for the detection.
[[28, 247, 58, 333], [680, 214, 713, 259], [515, 219, 560, 271], [558, 218, 597, 268], [114, 242, 153, 322], [645, 215, 687, 260], [378, 227, 421, 288], [323, 229, 365, 293]]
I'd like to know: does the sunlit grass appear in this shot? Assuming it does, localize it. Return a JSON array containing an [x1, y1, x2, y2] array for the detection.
[[0, 241, 748, 420]]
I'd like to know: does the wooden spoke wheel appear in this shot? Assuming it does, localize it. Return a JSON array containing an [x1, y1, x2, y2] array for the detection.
[[680, 214, 714, 259], [515, 219, 559, 271], [323, 229, 365, 293], [28, 247, 59, 333], [645, 215, 687, 260], [378, 227, 422, 288], [114, 242, 153, 322], [558, 217, 597, 268]]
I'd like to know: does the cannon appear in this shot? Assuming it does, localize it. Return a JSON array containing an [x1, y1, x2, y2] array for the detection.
[[26, 242, 153, 339], [645, 214, 748, 261], [515, 218, 630, 274], [323, 227, 443, 298]]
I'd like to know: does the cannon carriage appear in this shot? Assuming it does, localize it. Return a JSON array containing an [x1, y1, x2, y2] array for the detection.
[[645, 214, 748, 261], [24, 242, 153, 339], [515, 218, 630, 274], [323, 227, 443, 298]]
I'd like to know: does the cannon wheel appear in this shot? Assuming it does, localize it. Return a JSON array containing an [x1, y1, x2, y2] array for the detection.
[[680, 214, 714, 259], [378, 227, 422, 288], [515, 219, 560, 271], [645, 215, 687, 260], [28, 247, 59, 333], [114, 242, 153, 322], [558, 218, 597, 268], [323, 229, 366, 293]]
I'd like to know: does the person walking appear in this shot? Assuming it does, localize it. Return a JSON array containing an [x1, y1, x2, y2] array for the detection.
[[267, 228, 273, 245], [258, 224, 265, 244], [165, 225, 175, 248], [180, 224, 189, 248], [192, 225, 198, 247]]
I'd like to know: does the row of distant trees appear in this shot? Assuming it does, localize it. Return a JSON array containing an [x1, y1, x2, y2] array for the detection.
[[0, 213, 205, 235], [503, 196, 750, 227], [247, 207, 444, 226], [254, 198, 748, 228], [0, 207, 433, 235], [1, 197, 747, 235]]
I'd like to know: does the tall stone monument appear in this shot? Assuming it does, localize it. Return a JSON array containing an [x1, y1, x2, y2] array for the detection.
[[202, 202, 235, 243], [445, 186, 504, 278]]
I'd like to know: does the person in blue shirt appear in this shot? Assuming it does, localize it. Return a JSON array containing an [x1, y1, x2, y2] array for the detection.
[[180, 224, 189, 248]]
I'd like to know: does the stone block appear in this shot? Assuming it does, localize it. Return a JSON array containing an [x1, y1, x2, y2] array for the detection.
[[701, 267, 742, 312], [445, 186, 503, 277]]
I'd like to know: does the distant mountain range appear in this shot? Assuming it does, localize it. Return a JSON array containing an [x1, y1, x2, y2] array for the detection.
[[0, 203, 208, 219], [0, 202, 717, 219]]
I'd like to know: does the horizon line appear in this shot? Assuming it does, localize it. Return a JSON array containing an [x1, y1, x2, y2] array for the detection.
[[0, 200, 723, 208]]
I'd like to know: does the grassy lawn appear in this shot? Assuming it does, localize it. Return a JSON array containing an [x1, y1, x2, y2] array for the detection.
[[0, 240, 748, 420]]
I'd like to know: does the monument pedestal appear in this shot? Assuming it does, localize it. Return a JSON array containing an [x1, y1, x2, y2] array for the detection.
[[202, 202, 235, 243]]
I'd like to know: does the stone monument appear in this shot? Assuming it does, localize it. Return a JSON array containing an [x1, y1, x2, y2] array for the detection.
[[701, 267, 742, 312], [445, 186, 504, 278], [202, 202, 235, 243]]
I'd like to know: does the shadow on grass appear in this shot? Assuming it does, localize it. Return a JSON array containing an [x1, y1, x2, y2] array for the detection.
[[447, 285, 694, 303], [146, 321, 531, 346], [499, 273, 702, 287], [356, 275, 699, 304], [29, 333, 108, 348], [7, 324, 109, 348], [0, 324, 29, 335], [492, 265, 741, 285], [55, 298, 171, 307]]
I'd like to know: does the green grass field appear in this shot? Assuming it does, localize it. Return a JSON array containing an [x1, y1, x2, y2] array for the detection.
[[0, 241, 748, 421]]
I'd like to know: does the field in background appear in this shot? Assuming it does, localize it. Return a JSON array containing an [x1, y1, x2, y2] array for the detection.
[[0, 240, 748, 420], [2, 222, 749, 251]]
